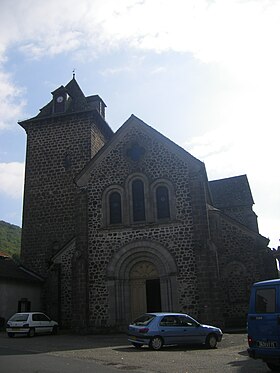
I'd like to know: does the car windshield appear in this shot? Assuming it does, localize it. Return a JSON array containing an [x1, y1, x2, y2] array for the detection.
[[9, 313, 29, 322], [131, 314, 155, 326]]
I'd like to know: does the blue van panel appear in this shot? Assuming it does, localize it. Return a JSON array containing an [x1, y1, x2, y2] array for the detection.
[[247, 279, 280, 365]]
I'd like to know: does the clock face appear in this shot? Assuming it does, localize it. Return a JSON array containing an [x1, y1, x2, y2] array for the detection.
[[56, 96, 64, 103]]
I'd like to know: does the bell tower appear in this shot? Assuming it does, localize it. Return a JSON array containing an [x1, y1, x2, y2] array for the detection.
[[19, 77, 113, 277], [52, 86, 70, 114]]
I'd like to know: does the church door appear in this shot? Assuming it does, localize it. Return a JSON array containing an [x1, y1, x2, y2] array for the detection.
[[130, 261, 162, 321], [146, 279, 161, 312]]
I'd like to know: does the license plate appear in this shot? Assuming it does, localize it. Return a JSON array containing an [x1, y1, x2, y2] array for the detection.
[[257, 341, 277, 348], [130, 336, 137, 340]]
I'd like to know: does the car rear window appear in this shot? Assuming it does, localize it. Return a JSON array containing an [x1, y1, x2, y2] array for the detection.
[[131, 314, 155, 326], [9, 313, 29, 322], [32, 313, 50, 321]]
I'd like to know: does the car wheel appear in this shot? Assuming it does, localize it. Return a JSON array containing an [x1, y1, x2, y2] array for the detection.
[[28, 328, 35, 338], [7, 333, 14, 338], [205, 334, 218, 349], [132, 342, 143, 349], [267, 362, 280, 372], [52, 326, 58, 335], [149, 336, 163, 350]]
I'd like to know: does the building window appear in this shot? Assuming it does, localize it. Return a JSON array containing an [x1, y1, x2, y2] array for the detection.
[[18, 298, 31, 312], [109, 192, 122, 224], [256, 288, 276, 313], [156, 186, 170, 219], [132, 179, 146, 222]]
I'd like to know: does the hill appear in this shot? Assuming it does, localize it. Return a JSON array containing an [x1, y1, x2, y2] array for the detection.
[[0, 220, 21, 261]]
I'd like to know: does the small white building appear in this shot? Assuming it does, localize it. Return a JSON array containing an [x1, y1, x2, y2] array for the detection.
[[0, 253, 43, 326]]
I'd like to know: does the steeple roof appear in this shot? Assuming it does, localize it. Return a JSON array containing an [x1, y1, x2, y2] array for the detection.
[[18, 77, 113, 140], [35, 77, 106, 118]]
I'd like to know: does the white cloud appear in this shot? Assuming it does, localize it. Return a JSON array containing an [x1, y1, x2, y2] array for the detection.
[[19, 30, 83, 60], [0, 162, 25, 199], [1, 0, 280, 127], [100, 66, 133, 76], [260, 217, 280, 250], [0, 70, 26, 130], [185, 108, 280, 250], [150, 66, 167, 75], [0, 0, 277, 68]]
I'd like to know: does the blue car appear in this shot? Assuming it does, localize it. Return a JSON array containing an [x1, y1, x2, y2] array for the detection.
[[128, 312, 223, 350]]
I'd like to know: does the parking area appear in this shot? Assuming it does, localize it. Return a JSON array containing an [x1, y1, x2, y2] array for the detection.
[[0, 331, 272, 372]]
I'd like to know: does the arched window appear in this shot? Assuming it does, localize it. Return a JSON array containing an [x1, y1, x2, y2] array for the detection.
[[109, 192, 122, 224], [156, 186, 170, 219], [132, 179, 145, 222]]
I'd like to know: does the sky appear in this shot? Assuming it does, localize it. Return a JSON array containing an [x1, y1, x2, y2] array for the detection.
[[0, 0, 279, 249]]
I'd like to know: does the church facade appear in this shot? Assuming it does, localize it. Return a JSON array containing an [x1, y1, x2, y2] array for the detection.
[[19, 77, 277, 332]]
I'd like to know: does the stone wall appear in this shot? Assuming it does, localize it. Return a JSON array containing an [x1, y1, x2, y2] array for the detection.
[[72, 189, 89, 332], [81, 127, 214, 329], [220, 205, 259, 233], [20, 111, 107, 277], [189, 171, 223, 326], [51, 239, 75, 328], [209, 210, 273, 327]]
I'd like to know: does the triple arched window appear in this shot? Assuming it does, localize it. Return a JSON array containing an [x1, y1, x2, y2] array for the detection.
[[104, 175, 174, 226]]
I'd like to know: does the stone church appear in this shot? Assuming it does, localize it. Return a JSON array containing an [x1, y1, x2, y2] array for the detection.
[[19, 77, 277, 332]]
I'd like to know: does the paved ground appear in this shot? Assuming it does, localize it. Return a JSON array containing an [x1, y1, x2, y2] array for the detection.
[[0, 331, 272, 373]]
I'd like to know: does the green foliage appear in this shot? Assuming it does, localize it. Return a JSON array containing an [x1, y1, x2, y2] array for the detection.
[[0, 220, 21, 260]]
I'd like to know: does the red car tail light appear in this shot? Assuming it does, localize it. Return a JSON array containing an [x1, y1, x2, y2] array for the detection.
[[139, 328, 149, 333], [248, 336, 253, 347]]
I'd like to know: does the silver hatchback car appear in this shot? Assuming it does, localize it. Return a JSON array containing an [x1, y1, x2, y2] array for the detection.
[[6, 312, 58, 337], [128, 312, 223, 350]]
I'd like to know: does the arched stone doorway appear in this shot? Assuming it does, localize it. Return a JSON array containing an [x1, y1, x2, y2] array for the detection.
[[130, 261, 161, 320], [107, 241, 178, 329]]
